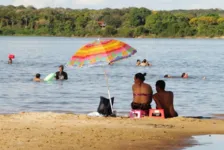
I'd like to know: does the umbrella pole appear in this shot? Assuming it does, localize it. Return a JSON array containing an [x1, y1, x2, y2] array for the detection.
[[104, 69, 114, 114]]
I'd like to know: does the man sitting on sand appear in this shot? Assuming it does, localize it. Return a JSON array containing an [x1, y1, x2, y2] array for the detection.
[[131, 73, 153, 113], [33, 73, 42, 82], [153, 80, 178, 118]]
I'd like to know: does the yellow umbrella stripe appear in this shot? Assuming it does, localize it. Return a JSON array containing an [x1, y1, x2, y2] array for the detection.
[[82, 39, 118, 50], [75, 42, 126, 56]]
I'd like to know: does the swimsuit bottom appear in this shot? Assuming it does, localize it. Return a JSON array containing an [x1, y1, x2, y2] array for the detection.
[[131, 102, 151, 111]]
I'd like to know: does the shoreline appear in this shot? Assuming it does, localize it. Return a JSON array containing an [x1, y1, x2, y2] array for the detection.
[[1, 35, 224, 39], [0, 112, 223, 150]]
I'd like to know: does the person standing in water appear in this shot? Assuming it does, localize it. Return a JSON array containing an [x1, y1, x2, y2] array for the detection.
[[153, 80, 178, 118], [8, 58, 12, 64], [131, 73, 153, 112], [55, 65, 68, 80]]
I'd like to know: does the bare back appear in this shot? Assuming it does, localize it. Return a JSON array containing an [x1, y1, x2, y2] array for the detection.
[[153, 91, 178, 118], [132, 83, 153, 104]]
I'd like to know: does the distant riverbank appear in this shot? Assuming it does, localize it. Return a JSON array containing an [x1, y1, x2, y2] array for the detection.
[[1, 34, 224, 39]]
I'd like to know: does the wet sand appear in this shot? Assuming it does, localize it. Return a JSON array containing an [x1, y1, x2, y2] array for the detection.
[[0, 112, 223, 150]]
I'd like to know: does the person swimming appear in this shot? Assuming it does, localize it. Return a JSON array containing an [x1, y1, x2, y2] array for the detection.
[[33, 73, 42, 82], [140, 59, 152, 66], [136, 59, 141, 66], [131, 73, 153, 112], [181, 73, 188, 78], [164, 72, 189, 78]]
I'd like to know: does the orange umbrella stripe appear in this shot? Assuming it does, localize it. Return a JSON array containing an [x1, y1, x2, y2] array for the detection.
[[74, 43, 127, 56]]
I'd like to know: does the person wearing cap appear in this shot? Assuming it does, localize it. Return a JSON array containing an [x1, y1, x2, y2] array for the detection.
[[55, 65, 68, 80]]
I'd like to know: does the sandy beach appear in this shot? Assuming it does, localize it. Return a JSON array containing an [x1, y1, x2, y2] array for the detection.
[[0, 112, 223, 150]]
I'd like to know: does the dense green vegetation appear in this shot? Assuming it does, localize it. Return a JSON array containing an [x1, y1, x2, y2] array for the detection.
[[1, 5, 224, 38]]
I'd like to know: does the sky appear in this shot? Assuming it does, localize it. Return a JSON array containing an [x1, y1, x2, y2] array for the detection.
[[1, 0, 224, 10]]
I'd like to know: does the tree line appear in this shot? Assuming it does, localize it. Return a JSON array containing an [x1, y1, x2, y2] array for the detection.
[[1, 5, 224, 38]]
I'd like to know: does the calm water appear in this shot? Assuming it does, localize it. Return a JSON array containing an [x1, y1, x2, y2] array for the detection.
[[0, 36, 223, 116], [184, 135, 224, 150]]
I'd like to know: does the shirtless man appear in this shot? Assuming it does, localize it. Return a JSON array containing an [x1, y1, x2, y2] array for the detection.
[[153, 80, 178, 118], [33, 73, 42, 82], [131, 73, 153, 111]]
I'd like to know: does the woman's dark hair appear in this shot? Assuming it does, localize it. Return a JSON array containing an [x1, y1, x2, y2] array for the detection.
[[59, 65, 64, 71], [142, 59, 147, 63], [156, 80, 165, 90], [137, 59, 140, 62], [135, 73, 147, 82], [181, 73, 186, 78], [164, 74, 169, 78]]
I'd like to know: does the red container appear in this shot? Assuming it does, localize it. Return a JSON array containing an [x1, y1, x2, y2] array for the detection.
[[8, 54, 15, 59]]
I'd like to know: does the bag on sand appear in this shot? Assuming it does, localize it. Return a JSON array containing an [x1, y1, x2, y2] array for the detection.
[[97, 96, 114, 116]]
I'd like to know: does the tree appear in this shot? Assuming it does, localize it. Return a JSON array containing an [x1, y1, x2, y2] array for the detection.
[[129, 7, 151, 27]]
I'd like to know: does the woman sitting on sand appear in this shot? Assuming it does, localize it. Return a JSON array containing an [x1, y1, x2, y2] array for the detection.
[[131, 73, 153, 112]]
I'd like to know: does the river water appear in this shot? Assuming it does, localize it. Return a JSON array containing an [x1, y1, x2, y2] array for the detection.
[[0, 37, 223, 116]]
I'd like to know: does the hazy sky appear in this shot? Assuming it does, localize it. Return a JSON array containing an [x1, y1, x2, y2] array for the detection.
[[1, 0, 224, 10]]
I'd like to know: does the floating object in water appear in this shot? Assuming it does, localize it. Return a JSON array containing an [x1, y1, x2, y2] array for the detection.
[[8, 54, 15, 59], [44, 73, 55, 82]]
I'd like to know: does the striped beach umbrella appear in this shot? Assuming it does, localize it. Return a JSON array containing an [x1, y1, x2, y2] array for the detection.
[[68, 39, 137, 67], [67, 39, 137, 115]]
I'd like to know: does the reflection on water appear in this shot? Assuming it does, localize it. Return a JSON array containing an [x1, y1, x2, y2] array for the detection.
[[184, 135, 224, 150]]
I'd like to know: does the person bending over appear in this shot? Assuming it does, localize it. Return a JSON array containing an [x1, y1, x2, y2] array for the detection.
[[131, 73, 153, 111], [55, 65, 68, 80], [153, 80, 178, 118]]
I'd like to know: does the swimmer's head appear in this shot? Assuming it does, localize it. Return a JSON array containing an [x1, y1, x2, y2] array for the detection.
[[156, 80, 166, 92], [59, 65, 64, 72], [164, 74, 171, 78], [142, 59, 147, 63], [181, 73, 188, 78], [137, 59, 140, 62], [36, 73, 41, 78]]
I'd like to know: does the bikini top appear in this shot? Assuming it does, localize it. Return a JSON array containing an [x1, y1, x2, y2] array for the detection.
[[133, 93, 151, 97]]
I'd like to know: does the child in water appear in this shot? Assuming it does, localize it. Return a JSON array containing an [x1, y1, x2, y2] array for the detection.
[[33, 73, 42, 82]]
